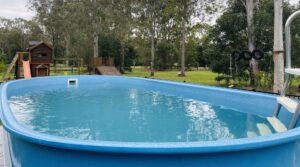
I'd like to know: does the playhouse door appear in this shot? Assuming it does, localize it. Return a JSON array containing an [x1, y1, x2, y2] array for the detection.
[[36, 68, 48, 77]]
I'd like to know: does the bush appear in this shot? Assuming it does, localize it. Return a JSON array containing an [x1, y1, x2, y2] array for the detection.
[[215, 75, 232, 85], [0, 60, 5, 72]]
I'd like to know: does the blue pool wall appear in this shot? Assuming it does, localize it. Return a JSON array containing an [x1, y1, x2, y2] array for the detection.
[[3, 132, 300, 167], [1, 76, 300, 167]]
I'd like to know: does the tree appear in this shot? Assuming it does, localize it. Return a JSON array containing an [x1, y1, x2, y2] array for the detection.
[[203, 0, 248, 78], [86, 0, 106, 62], [203, 0, 294, 87], [135, 0, 166, 76], [178, 1, 189, 77], [0, 17, 44, 62], [82, 0, 106, 71], [240, 0, 259, 86], [92, 0, 99, 61], [273, 0, 284, 93], [110, 0, 134, 73], [172, 0, 223, 76]]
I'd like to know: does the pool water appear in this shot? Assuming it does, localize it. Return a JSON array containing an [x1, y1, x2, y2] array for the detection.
[[8, 83, 276, 142]]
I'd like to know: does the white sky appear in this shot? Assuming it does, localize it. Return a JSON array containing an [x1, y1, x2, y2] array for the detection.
[[289, 0, 299, 5], [0, 0, 34, 20], [0, 0, 299, 20]]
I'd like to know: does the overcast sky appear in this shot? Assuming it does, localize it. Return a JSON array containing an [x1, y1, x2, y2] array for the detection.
[[0, 0, 299, 20], [0, 0, 34, 20]]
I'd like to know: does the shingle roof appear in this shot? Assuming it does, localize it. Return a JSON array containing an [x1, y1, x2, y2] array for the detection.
[[28, 42, 53, 51]]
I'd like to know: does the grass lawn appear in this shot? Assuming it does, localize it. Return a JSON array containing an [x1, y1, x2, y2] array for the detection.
[[124, 67, 300, 95], [124, 67, 225, 86]]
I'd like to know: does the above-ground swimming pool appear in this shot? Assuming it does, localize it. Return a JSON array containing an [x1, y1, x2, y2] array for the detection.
[[1, 76, 300, 167]]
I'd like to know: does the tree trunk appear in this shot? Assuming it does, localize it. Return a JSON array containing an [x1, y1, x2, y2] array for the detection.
[[52, 34, 56, 72], [65, 34, 70, 67], [92, 31, 99, 73], [179, 19, 186, 77], [150, 21, 155, 77], [273, 0, 284, 93], [52, 34, 56, 60], [120, 40, 125, 73], [93, 32, 99, 59], [246, 0, 259, 86], [91, 0, 99, 73]]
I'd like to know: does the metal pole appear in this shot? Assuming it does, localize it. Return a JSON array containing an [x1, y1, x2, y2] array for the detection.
[[285, 10, 300, 69], [281, 10, 300, 95]]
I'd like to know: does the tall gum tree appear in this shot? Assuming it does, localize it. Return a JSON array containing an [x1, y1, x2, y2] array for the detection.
[[110, 0, 133, 73], [273, 0, 284, 93], [135, 0, 165, 76], [174, 0, 224, 77], [241, 0, 260, 86]]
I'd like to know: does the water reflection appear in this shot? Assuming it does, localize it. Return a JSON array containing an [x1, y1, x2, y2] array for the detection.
[[184, 100, 234, 141], [8, 85, 275, 142]]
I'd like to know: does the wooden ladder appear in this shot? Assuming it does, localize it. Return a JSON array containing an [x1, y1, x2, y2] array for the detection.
[[1, 53, 19, 82]]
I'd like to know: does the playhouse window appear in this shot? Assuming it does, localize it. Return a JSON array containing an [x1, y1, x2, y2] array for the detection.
[[37, 53, 47, 57]]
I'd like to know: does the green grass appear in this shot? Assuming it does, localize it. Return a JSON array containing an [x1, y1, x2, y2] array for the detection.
[[124, 67, 300, 95], [50, 71, 82, 76], [124, 67, 224, 86]]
